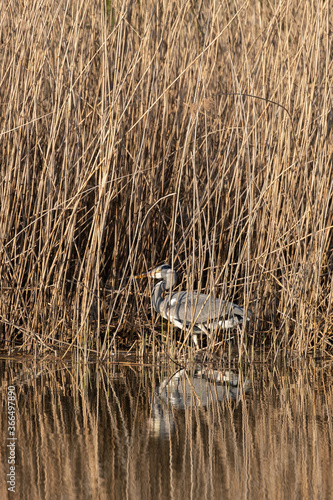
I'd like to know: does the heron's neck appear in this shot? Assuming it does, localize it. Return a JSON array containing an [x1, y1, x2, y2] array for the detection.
[[152, 281, 166, 313]]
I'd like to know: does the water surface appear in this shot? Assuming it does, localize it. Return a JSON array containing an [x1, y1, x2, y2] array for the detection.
[[0, 357, 332, 499]]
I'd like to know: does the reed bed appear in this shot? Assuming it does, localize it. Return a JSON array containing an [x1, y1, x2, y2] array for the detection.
[[0, 0, 332, 358]]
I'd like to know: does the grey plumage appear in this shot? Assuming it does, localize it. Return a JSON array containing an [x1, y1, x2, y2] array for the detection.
[[138, 264, 251, 345]]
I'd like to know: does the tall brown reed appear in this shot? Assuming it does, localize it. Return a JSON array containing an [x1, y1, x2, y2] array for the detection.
[[0, 0, 332, 358]]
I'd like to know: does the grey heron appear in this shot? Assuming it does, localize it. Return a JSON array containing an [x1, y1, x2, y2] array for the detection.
[[137, 264, 251, 346]]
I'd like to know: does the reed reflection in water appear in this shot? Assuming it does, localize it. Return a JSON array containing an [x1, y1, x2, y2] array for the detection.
[[0, 359, 332, 500]]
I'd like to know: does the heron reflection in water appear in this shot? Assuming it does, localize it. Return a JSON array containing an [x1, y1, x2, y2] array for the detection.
[[136, 264, 251, 346]]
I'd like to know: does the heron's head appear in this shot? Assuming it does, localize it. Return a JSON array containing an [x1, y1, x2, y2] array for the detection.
[[136, 264, 178, 289]]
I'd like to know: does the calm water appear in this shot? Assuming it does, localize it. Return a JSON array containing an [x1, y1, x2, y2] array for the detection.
[[0, 357, 332, 499]]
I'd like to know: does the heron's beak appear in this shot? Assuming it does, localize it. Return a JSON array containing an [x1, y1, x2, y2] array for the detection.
[[135, 267, 162, 279], [135, 272, 149, 279]]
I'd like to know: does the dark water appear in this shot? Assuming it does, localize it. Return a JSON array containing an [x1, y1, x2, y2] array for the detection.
[[0, 357, 332, 499]]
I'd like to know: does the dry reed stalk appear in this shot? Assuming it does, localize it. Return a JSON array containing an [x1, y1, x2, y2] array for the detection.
[[0, 0, 332, 358]]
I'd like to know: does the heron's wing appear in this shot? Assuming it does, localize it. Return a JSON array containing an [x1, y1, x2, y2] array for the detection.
[[162, 291, 246, 330]]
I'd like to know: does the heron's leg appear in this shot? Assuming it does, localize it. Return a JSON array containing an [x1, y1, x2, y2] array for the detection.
[[194, 324, 209, 349]]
